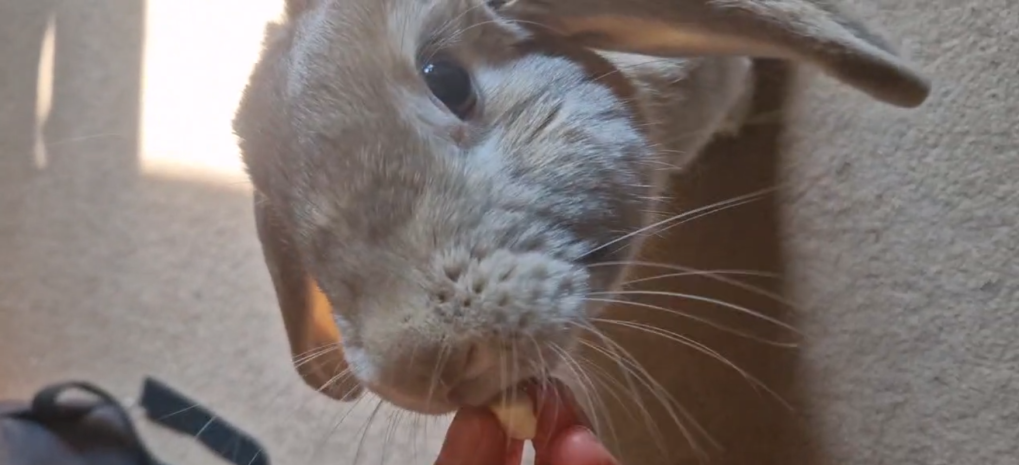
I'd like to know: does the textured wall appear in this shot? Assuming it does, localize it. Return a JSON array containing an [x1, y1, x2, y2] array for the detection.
[[780, 1, 1018, 464]]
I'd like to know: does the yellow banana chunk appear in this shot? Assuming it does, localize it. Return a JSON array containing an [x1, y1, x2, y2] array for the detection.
[[488, 394, 537, 440]]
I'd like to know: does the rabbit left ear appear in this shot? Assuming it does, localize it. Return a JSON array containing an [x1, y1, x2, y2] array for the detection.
[[497, 0, 930, 108], [253, 192, 364, 401]]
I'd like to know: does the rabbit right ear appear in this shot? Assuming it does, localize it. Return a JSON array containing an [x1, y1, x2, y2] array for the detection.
[[253, 192, 363, 402], [497, 0, 930, 108]]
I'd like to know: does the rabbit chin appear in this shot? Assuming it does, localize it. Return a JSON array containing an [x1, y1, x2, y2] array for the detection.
[[364, 376, 533, 416], [366, 382, 460, 415], [360, 361, 544, 415]]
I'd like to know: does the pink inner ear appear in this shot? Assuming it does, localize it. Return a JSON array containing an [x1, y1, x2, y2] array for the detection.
[[303, 276, 364, 401]]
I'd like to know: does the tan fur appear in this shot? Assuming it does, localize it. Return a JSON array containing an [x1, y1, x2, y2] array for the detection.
[[233, 0, 928, 423], [501, 0, 930, 107]]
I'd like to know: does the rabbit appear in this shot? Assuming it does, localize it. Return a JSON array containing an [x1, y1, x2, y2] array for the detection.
[[232, 0, 928, 423]]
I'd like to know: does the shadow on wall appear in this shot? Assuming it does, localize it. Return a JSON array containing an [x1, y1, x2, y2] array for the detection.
[[0, 0, 146, 289], [582, 60, 832, 465], [0, 0, 149, 385], [0, 0, 144, 178], [0, 1, 830, 464]]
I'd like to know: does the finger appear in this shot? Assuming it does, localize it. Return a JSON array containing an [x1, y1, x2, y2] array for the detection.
[[435, 407, 521, 465], [505, 438, 525, 465], [547, 426, 619, 465], [525, 379, 592, 464]]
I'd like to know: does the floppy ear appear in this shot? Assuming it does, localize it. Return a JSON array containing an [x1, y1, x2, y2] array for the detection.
[[497, 0, 931, 108], [253, 192, 363, 401]]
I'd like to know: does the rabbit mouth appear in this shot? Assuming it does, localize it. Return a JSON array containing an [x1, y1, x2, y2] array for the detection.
[[364, 380, 460, 415], [471, 379, 542, 418], [446, 369, 543, 408], [361, 338, 569, 415]]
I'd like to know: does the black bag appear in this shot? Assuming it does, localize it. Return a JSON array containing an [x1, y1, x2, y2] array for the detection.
[[0, 377, 270, 465]]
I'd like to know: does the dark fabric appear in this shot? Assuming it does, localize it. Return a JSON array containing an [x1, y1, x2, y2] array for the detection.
[[0, 378, 270, 465], [139, 378, 267, 465]]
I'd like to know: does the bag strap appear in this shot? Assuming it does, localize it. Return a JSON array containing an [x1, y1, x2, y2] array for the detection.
[[5, 378, 270, 465], [0, 400, 31, 417], [139, 377, 270, 465]]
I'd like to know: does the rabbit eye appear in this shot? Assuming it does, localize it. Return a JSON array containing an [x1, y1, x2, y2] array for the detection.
[[422, 60, 476, 119]]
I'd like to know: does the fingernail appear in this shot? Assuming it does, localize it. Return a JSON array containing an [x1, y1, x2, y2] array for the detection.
[[566, 425, 596, 439]]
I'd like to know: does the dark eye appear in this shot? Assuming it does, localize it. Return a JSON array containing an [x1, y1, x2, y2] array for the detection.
[[421, 60, 476, 119]]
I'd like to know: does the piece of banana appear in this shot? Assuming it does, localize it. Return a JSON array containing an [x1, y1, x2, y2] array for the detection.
[[488, 394, 537, 440]]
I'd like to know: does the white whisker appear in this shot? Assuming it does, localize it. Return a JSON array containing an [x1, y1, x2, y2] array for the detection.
[[585, 297, 798, 347], [581, 189, 772, 261], [590, 290, 799, 334], [592, 318, 792, 411]]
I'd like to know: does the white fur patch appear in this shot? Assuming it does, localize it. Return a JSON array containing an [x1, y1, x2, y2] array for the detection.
[[342, 345, 377, 382]]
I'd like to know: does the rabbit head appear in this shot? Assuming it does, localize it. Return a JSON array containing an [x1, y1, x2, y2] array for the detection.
[[232, 0, 928, 414]]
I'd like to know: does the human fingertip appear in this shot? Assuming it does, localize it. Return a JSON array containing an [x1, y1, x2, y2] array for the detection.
[[436, 408, 509, 465], [548, 426, 619, 465], [527, 380, 583, 448]]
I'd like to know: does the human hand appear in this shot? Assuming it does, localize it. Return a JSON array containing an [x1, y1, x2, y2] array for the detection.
[[434, 381, 619, 465]]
